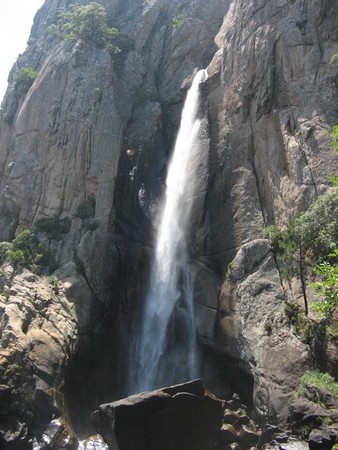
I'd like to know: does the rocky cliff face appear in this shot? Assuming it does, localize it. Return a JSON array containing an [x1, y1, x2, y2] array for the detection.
[[0, 0, 338, 445]]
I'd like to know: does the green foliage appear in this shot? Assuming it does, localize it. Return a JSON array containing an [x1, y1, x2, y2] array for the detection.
[[47, 276, 60, 295], [109, 33, 135, 61], [285, 301, 303, 325], [0, 288, 10, 300], [261, 225, 283, 250], [311, 258, 338, 320], [291, 188, 338, 259], [296, 424, 312, 440], [34, 216, 70, 240], [284, 302, 324, 344], [34, 217, 61, 233], [172, 13, 186, 28], [75, 196, 96, 219], [329, 125, 338, 153], [34, 217, 62, 241], [329, 53, 338, 64], [224, 261, 234, 281], [299, 370, 338, 397], [263, 188, 338, 314], [7, 230, 45, 273], [0, 242, 12, 265], [328, 175, 338, 187], [13, 67, 38, 97], [7, 249, 25, 269], [265, 188, 338, 262], [58, 2, 119, 49]]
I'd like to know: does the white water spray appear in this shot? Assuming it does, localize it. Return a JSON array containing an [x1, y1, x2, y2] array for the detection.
[[129, 69, 208, 393]]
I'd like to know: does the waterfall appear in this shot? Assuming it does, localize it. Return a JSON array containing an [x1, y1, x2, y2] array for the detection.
[[129, 69, 208, 394]]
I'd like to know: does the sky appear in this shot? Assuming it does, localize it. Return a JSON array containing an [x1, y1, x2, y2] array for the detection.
[[0, 0, 45, 102]]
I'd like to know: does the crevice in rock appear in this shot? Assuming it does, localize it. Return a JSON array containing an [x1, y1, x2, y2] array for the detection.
[[200, 345, 254, 410]]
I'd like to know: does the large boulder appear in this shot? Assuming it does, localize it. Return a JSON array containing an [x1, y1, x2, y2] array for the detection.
[[91, 379, 223, 450]]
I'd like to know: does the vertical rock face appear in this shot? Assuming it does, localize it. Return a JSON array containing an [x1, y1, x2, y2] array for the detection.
[[0, 0, 338, 437], [199, 0, 338, 425]]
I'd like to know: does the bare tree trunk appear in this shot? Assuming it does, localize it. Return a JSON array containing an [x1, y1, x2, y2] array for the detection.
[[299, 243, 308, 315]]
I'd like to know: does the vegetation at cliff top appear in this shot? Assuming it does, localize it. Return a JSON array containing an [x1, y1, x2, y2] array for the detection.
[[58, 2, 120, 52]]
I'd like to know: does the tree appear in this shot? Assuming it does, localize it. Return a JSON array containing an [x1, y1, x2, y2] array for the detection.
[[263, 188, 338, 315], [311, 257, 338, 320], [58, 2, 119, 50]]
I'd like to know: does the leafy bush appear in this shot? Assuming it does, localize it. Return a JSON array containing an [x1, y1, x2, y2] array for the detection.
[[330, 53, 338, 64], [7, 249, 25, 269], [58, 2, 119, 49], [47, 276, 60, 295], [75, 196, 96, 219], [34, 216, 70, 240], [298, 370, 338, 397], [0, 242, 12, 265], [34, 217, 62, 241], [8, 230, 45, 273], [109, 33, 135, 61], [284, 302, 323, 344], [13, 67, 38, 97], [329, 125, 338, 152], [311, 258, 338, 320], [172, 13, 186, 28]]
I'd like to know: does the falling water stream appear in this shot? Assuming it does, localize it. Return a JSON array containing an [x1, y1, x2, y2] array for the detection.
[[129, 69, 208, 393]]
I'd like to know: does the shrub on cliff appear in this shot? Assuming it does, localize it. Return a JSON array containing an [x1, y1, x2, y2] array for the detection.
[[74, 195, 96, 219], [311, 252, 338, 320], [13, 67, 38, 97], [6, 230, 48, 273], [58, 2, 119, 50], [0, 242, 12, 265]]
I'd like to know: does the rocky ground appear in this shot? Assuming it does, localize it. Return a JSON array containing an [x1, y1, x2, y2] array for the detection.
[[0, 266, 79, 449]]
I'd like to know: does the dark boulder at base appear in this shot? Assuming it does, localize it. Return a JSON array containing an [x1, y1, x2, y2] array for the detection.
[[308, 428, 338, 450], [91, 379, 223, 450]]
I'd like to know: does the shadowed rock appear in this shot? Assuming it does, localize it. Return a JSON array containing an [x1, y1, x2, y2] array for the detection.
[[91, 379, 223, 450]]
